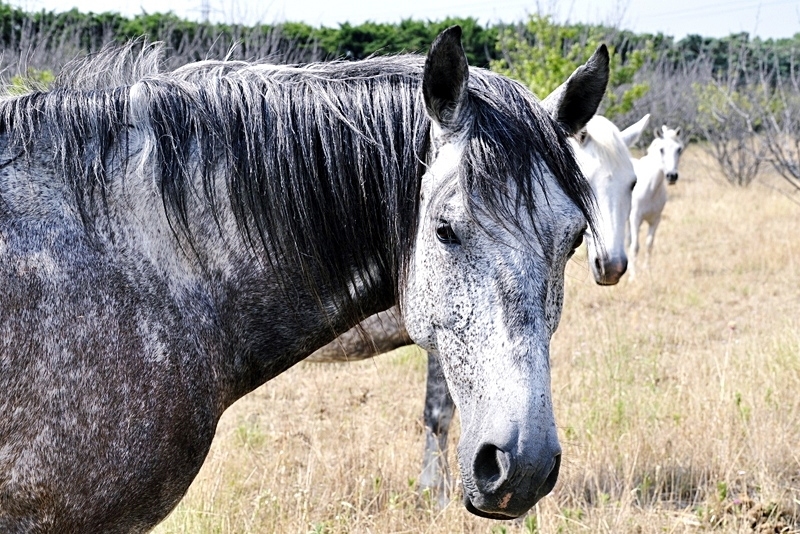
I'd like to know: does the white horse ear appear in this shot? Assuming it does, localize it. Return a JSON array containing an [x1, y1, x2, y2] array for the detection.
[[620, 113, 650, 147], [423, 25, 469, 133], [674, 127, 682, 137], [654, 127, 663, 139], [541, 45, 609, 136]]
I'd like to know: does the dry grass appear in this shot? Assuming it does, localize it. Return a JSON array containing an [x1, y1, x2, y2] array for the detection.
[[153, 146, 800, 533]]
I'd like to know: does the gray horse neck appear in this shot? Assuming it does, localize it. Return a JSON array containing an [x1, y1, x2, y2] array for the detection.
[[0, 134, 401, 407]]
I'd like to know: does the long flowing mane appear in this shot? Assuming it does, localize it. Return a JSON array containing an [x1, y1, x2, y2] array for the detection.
[[0, 43, 593, 324]]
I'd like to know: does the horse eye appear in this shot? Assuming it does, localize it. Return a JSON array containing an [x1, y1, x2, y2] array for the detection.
[[660, 147, 665, 155], [568, 230, 584, 256], [435, 219, 460, 245], [677, 147, 683, 154], [630, 180, 637, 191]]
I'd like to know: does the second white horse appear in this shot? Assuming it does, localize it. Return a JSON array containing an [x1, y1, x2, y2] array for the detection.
[[628, 122, 685, 279]]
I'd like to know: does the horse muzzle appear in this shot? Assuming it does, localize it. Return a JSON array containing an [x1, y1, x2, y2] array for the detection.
[[592, 256, 628, 285], [666, 172, 679, 185], [461, 439, 561, 518]]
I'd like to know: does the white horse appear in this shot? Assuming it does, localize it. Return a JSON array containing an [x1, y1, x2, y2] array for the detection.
[[628, 123, 685, 278], [571, 114, 649, 284]]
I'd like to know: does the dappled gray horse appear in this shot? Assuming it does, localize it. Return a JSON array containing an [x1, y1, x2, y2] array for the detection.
[[307, 111, 647, 505], [0, 26, 607, 531]]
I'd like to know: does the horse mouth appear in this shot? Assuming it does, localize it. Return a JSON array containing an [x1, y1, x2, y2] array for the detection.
[[463, 495, 521, 519]]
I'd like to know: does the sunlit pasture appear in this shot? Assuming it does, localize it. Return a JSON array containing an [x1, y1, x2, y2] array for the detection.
[[154, 145, 800, 533]]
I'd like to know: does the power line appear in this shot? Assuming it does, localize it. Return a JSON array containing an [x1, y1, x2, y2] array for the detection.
[[639, 0, 799, 21]]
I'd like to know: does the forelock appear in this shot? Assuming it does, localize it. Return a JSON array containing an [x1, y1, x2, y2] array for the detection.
[[455, 68, 595, 237]]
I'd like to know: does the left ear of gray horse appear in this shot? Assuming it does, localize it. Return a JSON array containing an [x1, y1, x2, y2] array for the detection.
[[423, 25, 469, 133], [541, 45, 610, 136]]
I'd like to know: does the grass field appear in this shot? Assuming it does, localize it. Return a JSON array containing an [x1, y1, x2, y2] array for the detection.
[[153, 146, 800, 533]]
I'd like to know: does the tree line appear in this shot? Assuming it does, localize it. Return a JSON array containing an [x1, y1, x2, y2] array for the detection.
[[2, 4, 797, 70], [1, 3, 798, 189]]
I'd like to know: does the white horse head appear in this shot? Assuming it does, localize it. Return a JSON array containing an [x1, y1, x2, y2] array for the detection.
[[402, 28, 609, 518], [570, 114, 647, 285], [649, 124, 684, 184]]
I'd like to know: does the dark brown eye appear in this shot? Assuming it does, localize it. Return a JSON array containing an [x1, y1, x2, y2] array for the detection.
[[568, 231, 584, 256], [436, 219, 460, 245]]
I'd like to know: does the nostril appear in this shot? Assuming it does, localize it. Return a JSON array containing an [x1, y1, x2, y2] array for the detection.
[[594, 257, 603, 272], [474, 444, 512, 493], [539, 453, 561, 496]]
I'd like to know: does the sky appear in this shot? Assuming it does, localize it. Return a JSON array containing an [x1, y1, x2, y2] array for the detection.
[[11, 0, 800, 40]]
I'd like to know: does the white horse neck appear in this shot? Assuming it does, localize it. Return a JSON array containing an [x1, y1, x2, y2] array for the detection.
[[633, 153, 666, 192]]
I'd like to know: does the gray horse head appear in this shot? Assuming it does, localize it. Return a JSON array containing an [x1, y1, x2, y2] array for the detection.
[[402, 27, 609, 519]]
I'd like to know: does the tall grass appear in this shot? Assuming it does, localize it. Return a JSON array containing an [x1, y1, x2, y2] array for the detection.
[[154, 146, 800, 533]]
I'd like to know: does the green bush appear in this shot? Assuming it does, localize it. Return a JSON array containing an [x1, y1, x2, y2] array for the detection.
[[490, 15, 652, 118]]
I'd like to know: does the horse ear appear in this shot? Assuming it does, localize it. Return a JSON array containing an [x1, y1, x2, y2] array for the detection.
[[620, 113, 650, 147], [674, 127, 682, 136], [654, 127, 663, 139], [423, 25, 469, 132], [541, 44, 609, 136]]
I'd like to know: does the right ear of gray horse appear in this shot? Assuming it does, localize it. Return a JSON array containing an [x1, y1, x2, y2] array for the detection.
[[541, 45, 610, 136], [423, 25, 469, 132]]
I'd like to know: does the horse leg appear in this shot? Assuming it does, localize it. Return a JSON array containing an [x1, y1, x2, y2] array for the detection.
[[307, 308, 457, 508], [420, 351, 455, 508], [628, 214, 642, 280], [644, 215, 661, 270]]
